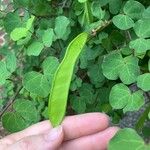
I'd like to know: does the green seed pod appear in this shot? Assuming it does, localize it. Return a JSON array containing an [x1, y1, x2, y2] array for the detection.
[[48, 32, 88, 127]]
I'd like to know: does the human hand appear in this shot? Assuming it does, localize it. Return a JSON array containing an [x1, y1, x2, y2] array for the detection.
[[0, 113, 119, 150]]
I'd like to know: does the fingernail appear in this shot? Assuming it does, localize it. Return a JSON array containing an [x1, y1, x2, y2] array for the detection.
[[45, 126, 62, 141]]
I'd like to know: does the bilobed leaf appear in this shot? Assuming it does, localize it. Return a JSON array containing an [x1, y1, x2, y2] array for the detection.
[[26, 41, 44, 56], [42, 28, 54, 47], [123, 0, 145, 20], [108, 128, 149, 150], [2, 112, 27, 133], [13, 99, 39, 123], [112, 14, 134, 30], [137, 73, 150, 92], [134, 19, 150, 38], [23, 71, 50, 98], [10, 28, 28, 41], [102, 53, 140, 84], [109, 83, 144, 113], [129, 38, 150, 53]]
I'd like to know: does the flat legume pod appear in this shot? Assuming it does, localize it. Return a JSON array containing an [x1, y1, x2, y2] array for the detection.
[[48, 32, 88, 127]]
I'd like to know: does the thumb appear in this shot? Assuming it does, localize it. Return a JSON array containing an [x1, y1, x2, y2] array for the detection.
[[7, 126, 64, 150]]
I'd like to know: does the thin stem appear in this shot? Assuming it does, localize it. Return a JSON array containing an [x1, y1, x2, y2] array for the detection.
[[0, 86, 23, 117], [135, 102, 150, 131]]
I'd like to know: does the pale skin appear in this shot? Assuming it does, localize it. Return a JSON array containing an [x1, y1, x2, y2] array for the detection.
[[0, 113, 119, 150]]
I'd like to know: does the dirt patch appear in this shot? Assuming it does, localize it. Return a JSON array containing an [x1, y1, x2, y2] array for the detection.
[[0, 122, 9, 139]]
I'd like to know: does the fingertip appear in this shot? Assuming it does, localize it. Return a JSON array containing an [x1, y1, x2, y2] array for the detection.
[[92, 113, 110, 125], [107, 126, 120, 137]]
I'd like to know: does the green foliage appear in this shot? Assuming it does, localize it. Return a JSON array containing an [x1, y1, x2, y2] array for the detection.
[[112, 14, 134, 30], [102, 52, 140, 84], [0, 0, 150, 148], [23, 71, 50, 98], [109, 83, 144, 113], [109, 128, 150, 150], [137, 73, 150, 91]]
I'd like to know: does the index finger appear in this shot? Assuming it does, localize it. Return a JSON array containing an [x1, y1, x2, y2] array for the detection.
[[2, 113, 109, 144]]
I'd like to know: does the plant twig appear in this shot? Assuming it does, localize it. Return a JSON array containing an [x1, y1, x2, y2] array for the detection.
[[0, 86, 23, 118]]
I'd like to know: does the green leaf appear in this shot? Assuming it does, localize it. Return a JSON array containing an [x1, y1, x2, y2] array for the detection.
[[42, 107, 49, 119], [2, 112, 27, 133], [109, 83, 130, 109], [102, 52, 123, 80], [13, 0, 29, 7], [108, 128, 149, 150], [112, 14, 134, 30], [70, 76, 82, 91], [123, 90, 144, 113], [109, 0, 122, 14], [26, 15, 35, 30], [5, 51, 17, 73], [42, 28, 54, 47], [71, 97, 86, 113], [10, 27, 28, 41], [13, 99, 39, 123], [87, 63, 105, 87], [102, 53, 140, 84], [129, 38, 150, 53], [134, 19, 150, 38], [79, 83, 94, 104], [3, 12, 22, 33], [123, 0, 145, 20], [26, 41, 44, 56], [109, 83, 144, 113], [23, 71, 50, 98], [119, 55, 140, 85], [42, 56, 59, 80], [0, 61, 11, 85], [91, 1, 105, 19], [142, 7, 150, 19], [137, 73, 150, 92], [54, 16, 70, 39]]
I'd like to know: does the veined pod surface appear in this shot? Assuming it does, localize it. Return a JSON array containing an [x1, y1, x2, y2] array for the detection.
[[48, 32, 88, 127]]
